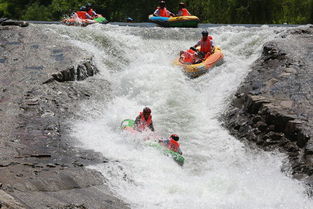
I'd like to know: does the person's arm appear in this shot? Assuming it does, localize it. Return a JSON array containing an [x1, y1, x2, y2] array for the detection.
[[169, 10, 176, 17], [159, 138, 169, 144], [210, 40, 215, 54], [149, 121, 155, 131], [153, 9, 159, 16], [134, 115, 140, 125], [193, 40, 200, 48], [92, 10, 97, 16], [86, 13, 92, 19], [178, 147, 182, 155]]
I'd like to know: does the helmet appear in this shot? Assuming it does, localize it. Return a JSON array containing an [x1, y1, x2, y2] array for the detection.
[[160, 1, 166, 6], [80, 6, 87, 11], [202, 30, 209, 36], [179, 2, 185, 7], [143, 107, 151, 114], [170, 134, 179, 141], [86, 3, 92, 7]]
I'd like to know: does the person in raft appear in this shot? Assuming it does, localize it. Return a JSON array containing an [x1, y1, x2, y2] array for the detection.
[[177, 2, 191, 16], [192, 30, 215, 60], [159, 134, 183, 155], [134, 107, 155, 132], [73, 6, 92, 19], [85, 3, 98, 18], [153, 1, 176, 17]]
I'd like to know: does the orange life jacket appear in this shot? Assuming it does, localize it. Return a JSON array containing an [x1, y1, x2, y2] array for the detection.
[[158, 8, 170, 17], [178, 8, 190, 16], [180, 49, 196, 64], [168, 139, 180, 153], [199, 36, 213, 54], [75, 11, 89, 19], [87, 9, 96, 16], [137, 112, 152, 131]]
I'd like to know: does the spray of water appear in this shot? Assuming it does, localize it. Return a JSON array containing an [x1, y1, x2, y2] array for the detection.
[[45, 24, 312, 209]]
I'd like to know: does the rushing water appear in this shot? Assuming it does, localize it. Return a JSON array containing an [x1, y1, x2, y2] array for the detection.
[[45, 24, 312, 209]]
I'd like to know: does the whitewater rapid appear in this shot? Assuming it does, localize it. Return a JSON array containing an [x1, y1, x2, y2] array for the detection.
[[46, 24, 312, 209]]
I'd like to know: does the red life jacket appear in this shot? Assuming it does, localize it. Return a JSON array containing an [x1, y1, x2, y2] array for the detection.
[[137, 112, 152, 131], [87, 9, 96, 16], [199, 36, 213, 54], [75, 11, 89, 19], [158, 8, 170, 17], [167, 139, 180, 153], [180, 49, 196, 64], [178, 8, 190, 16]]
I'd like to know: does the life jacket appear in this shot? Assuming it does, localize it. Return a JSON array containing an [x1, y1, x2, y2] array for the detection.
[[180, 49, 196, 64], [75, 11, 89, 19], [87, 9, 96, 17], [199, 36, 213, 54], [158, 8, 170, 17], [178, 8, 190, 16], [137, 112, 152, 131], [167, 139, 180, 153]]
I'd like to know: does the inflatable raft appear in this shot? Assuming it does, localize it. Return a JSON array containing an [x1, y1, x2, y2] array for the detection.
[[120, 119, 185, 166], [174, 47, 224, 78], [148, 15, 199, 27], [62, 15, 108, 26], [149, 142, 184, 166]]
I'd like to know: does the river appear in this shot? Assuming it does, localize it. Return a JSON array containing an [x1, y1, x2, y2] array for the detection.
[[46, 23, 312, 209]]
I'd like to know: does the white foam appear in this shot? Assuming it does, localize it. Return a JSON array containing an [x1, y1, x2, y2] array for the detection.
[[48, 24, 312, 209]]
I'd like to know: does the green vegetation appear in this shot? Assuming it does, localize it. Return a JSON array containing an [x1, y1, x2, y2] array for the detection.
[[0, 0, 312, 24]]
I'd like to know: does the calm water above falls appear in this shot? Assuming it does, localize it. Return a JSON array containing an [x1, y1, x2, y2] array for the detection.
[[45, 24, 312, 209]]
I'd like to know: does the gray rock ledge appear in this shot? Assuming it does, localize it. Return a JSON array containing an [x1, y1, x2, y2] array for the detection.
[[223, 25, 313, 194], [0, 25, 129, 208]]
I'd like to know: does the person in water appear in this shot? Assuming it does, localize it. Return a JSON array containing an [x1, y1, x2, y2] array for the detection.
[[159, 134, 182, 155], [153, 1, 175, 17], [73, 6, 92, 19], [85, 3, 98, 18], [134, 107, 155, 132], [193, 30, 215, 60], [177, 2, 191, 16]]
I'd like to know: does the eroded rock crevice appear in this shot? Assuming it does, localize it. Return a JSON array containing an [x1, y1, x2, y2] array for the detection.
[[44, 60, 99, 83]]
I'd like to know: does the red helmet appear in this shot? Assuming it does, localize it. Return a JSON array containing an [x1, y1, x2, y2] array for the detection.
[[170, 134, 179, 141], [143, 107, 151, 114]]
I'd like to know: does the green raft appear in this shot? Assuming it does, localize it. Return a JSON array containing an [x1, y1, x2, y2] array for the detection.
[[148, 142, 185, 166], [120, 119, 185, 166], [94, 16, 108, 24], [121, 119, 135, 129]]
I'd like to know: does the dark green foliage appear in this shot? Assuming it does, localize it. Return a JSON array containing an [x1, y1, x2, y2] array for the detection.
[[0, 0, 312, 24]]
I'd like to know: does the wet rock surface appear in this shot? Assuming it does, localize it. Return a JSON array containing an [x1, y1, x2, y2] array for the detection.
[[0, 25, 129, 208], [223, 26, 313, 191], [0, 18, 29, 27]]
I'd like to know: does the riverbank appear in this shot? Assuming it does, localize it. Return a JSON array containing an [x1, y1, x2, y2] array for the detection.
[[223, 25, 313, 193], [0, 24, 129, 208]]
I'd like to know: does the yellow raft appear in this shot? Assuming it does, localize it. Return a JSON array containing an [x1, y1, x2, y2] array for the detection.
[[174, 47, 224, 78]]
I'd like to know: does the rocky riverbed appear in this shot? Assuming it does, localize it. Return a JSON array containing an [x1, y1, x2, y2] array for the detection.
[[0, 24, 129, 209], [223, 25, 313, 194], [1, 21, 313, 208]]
